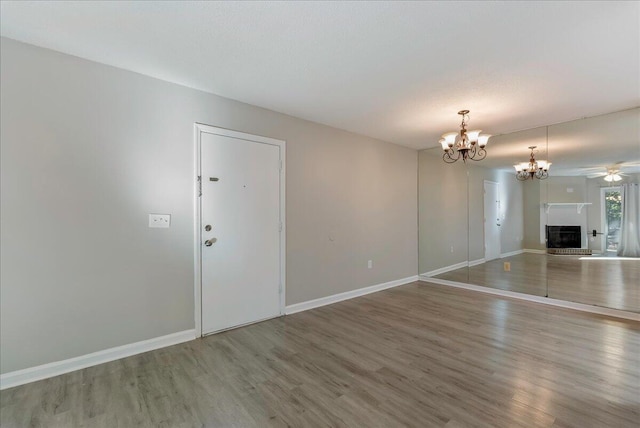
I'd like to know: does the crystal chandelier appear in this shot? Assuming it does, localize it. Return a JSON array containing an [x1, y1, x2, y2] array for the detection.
[[439, 110, 491, 163], [514, 145, 551, 181]]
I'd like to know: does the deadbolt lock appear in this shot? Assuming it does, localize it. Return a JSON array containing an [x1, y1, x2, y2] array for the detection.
[[204, 225, 212, 231]]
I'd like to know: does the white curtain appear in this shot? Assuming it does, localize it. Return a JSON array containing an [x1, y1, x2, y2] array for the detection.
[[617, 183, 640, 257]]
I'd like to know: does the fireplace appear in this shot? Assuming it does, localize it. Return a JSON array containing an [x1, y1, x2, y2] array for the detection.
[[546, 225, 581, 249]]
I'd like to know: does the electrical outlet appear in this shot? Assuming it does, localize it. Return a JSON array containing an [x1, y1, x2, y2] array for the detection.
[[367, 260, 373, 269], [504, 262, 511, 272], [149, 214, 171, 228], [450, 245, 454, 253]]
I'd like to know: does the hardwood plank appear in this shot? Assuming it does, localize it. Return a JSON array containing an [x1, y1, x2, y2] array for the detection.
[[1, 282, 638, 427]]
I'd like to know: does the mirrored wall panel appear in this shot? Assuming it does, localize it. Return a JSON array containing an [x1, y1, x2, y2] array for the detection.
[[465, 127, 549, 298], [545, 109, 640, 312], [418, 108, 639, 313]]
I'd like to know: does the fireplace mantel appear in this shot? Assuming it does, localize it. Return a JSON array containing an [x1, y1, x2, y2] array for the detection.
[[544, 202, 593, 214]]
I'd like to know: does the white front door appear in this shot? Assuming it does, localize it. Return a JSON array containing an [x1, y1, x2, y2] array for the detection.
[[198, 127, 283, 335], [484, 181, 501, 261]]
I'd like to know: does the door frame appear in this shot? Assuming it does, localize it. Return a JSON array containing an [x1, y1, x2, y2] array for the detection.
[[600, 185, 621, 255], [483, 180, 501, 261], [193, 123, 286, 338]]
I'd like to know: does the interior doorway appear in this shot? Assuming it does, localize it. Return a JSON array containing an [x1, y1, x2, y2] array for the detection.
[[484, 181, 501, 261], [194, 124, 285, 336]]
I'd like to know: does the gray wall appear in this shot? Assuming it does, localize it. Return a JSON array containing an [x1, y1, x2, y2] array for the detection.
[[418, 149, 469, 275], [0, 38, 418, 373], [547, 176, 587, 203], [499, 171, 525, 255], [522, 179, 546, 250]]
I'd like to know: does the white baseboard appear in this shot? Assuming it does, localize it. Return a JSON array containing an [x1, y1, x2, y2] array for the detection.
[[501, 249, 524, 258], [0, 329, 196, 390], [419, 277, 640, 322], [420, 258, 486, 277], [420, 261, 468, 277], [285, 275, 419, 315], [469, 258, 485, 267], [523, 248, 547, 254]]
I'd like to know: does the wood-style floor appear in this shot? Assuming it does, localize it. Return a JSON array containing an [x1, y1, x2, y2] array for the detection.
[[1, 282, 639, 427], [434, 253, 640, 313]]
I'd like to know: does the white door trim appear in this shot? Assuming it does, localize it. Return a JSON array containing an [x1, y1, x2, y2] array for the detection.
[[193, 123, 286, 338], [483, 180, 501, 261], [600, 185, 621, 254]]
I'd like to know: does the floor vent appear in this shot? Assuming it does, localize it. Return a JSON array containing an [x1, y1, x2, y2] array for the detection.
[[547, 248, 593, 256]]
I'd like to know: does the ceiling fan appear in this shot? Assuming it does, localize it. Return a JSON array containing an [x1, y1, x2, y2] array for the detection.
[[585, 161, 640, 181]]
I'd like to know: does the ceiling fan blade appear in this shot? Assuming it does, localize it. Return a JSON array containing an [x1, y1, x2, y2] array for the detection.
[[617, 161, 640, 167], [586, 172, 607, 178]]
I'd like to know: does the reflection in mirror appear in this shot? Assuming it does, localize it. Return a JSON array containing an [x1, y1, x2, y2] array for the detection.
[[461, 126, 549, 297], [545, 109, 640, 312], [419, 127, 549, 294], [418, 107, 639, 313]]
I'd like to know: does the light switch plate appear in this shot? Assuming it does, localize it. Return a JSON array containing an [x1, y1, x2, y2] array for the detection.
[[149, 214, 171, 228]]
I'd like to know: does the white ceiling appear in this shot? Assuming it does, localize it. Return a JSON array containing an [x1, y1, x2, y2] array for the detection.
[[1, 1, 639, 150]]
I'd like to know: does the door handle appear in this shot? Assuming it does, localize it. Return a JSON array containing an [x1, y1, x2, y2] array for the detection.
[[204, 238, 217, 247]]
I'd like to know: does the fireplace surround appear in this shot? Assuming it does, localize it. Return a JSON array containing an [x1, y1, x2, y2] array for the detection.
[[547, 225, 581, 249]]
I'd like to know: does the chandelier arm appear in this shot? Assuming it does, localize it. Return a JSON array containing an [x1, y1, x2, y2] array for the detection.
[[468, 146, 487, 161], [442, 149, 459, 163], [468, 144, 476, 156]]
